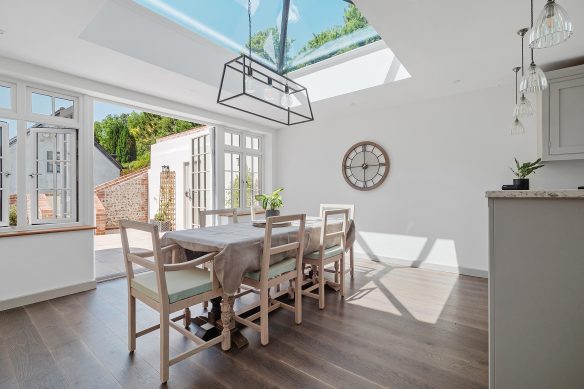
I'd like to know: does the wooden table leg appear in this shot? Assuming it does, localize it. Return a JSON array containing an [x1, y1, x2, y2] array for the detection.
[[221, 294, 235, 351]]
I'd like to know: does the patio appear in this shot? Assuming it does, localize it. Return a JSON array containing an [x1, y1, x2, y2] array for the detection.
[[94, 229, 152, 281]]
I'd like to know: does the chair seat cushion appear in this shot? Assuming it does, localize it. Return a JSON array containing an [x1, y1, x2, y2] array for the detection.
[[245, 257, 297, 281], [305, 245, 343, 260], [131, 268, 212, 304]]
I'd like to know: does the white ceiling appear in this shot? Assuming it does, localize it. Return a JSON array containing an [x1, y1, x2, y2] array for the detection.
[[0, 0, 582, 128]]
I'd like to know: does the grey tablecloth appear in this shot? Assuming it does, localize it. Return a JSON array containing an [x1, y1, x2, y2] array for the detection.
[[160, 218, 355, 295]]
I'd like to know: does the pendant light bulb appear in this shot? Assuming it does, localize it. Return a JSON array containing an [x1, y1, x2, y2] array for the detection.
[[514, 94, 534, 118], [511, 117, 526, 135], [264, 78, 278, 102], [280, 85, 292, 108], [520, 62, 548, 94], [245, 70, 256, 94], [529, 0, 573, 49]]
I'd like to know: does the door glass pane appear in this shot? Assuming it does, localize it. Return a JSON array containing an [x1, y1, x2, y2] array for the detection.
[[224, 131, 231, 146], [31, 92, 52, 116], [252, 137, 259, 150], [0, 85, 12, 110], [232, 133, 240, 147]]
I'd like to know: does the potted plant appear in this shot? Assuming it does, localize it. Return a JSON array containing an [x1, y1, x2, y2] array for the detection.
[[151, 201, 172, 232], [255, 188, 284, 218], [510, 158, 544, 190]]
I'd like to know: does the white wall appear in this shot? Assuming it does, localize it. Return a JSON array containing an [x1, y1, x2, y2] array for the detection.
[[93, 145, 120, 186], [0, 230, 95, 309], [275, 85, 584, 276]]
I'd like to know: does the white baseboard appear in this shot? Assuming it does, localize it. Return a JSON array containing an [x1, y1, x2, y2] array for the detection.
[[0, 280, 97, 311], [355, 250, 488, 279]]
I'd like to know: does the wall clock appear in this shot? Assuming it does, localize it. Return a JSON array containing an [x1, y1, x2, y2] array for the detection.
[[342, 141, 390, 191]]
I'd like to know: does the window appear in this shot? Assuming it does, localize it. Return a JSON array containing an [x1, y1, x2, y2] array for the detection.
[[30, 89, 77, 120], [28, 124, 77, 224], [224, 130, 263, 209], [190, 133, 212, 228], [0, 81, 83, 232]]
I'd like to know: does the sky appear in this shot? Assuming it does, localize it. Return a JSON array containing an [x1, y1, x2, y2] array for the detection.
[[133, 0, 357, 68], [93, 101, 139, 122]]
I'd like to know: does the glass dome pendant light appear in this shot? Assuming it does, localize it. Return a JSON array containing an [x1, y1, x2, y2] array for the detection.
[[529, 0, 573, 49], [520, 0, 548, 94], [244, 0, 256, 94], [514, 28, 534, 118], [511, 67, 526, 135]]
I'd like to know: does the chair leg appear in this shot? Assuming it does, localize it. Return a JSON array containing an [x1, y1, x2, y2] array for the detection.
[[294, 277, 302, 324], [340, 255, 345, 298], [350, 246, 355, 279], [318, 264, 325, 310], [334, 261, 339, 284], [203, 300, 209, 310], [128, 295, 136, 352], [159, 311, 170, 383], [184, 307, 191, 328], [260, 288, 270, 346]]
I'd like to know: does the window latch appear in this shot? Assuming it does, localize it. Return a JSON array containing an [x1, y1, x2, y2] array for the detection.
[[28, 173, 42, 178], [0, 171, 10, 177]]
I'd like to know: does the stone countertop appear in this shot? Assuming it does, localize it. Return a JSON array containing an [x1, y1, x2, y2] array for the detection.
[[486, 190, 584, 199]]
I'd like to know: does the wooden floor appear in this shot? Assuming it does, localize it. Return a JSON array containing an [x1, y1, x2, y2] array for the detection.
[[0, 259, 488, 389]]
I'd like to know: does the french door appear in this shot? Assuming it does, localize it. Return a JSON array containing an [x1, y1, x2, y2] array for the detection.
[[189, 131, 213, 228], [0, 123, 8, 226]]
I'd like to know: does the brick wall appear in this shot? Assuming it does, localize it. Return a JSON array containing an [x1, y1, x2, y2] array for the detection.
[[94, 168, 149, 229], [94, 194, 106, 235]]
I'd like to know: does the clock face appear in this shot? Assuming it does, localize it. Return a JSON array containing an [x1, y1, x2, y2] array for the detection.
[[342, 141, 389, 191]]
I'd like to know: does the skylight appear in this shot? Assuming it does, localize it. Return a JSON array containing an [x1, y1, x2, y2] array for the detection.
[[134, 0, 381, 73]]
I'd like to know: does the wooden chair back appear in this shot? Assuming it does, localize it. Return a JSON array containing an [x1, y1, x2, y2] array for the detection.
[[260, 214, 306, 288], [317, 209, 349, 259], [320, 203, 355, 220], [119, 220, 169, 306], [199, 208, 238, 227]]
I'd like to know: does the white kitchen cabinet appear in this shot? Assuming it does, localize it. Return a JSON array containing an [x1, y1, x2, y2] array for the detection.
[[540, 64, 584, 161]]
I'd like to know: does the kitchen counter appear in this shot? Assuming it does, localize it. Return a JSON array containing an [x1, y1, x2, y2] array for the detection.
[[485, 189, 584, 199]]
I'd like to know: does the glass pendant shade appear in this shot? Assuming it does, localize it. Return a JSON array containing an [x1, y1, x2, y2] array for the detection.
[[511, 117, 526, 135], [529, 0, 573, 49], [245, 73, 256, 93], [520, 63, 548, 93], [513, 94, 534, 118], [263, 80, 278, 102]]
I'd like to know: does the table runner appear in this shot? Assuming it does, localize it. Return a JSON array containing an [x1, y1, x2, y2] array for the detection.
[[161, 218, 355, 295]]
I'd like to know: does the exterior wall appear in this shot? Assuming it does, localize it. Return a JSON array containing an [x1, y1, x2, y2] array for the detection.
[[93, 145, 121, 186], [95, 168, 148, 229], [94, 194, 106, 235], [150, 128, 209, 231]]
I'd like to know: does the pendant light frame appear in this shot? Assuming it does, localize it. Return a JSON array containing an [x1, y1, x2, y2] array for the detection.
[[216, 0, 314, 126]]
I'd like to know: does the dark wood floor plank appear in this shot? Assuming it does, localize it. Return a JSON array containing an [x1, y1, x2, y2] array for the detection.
[[25, 302, 121, 389], [0, 308, 69, 389], [0, 258, 488, 388]]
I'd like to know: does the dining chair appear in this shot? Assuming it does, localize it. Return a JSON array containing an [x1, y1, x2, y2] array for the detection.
[[199, 208, 238, 227], [234, 214, 306, 346], [249, 205, 264, 221], [119, 220, 229, 384], [302, 209, 349, 309], [320, 203, 355, 279]]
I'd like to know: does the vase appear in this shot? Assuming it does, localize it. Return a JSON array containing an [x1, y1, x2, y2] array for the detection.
[[513, 178, 530, 190], [265, 209, 280, 218]]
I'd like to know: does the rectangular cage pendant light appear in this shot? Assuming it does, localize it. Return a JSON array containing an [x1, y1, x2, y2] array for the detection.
[[217, 54, 314, 126]]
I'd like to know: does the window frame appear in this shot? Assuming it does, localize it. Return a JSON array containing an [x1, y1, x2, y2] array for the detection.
[[0, 122, 8, 227], [0, 77, 87, 234], [28, 126, 78, 225], [223, 129, 264, 210]]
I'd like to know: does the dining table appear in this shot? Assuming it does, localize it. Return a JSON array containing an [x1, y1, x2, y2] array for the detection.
[[160, 216, 355, 348]]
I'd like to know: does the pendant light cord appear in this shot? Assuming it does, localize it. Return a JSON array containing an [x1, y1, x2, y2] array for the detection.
[[521, 32, 525, 76], [530, 0, 535, 64], [248, 0, 252, 59], [515, 70, 519, 104]]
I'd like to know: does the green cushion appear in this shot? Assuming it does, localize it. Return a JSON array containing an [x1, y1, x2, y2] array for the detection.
[[245, 257, 297, 281], [305, 245, 344, 260], [131, 268, 212, 304]]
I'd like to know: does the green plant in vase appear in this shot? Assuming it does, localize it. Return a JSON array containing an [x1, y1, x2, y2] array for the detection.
[[509, 158, 544, 190], [255, 188, 284, 218]]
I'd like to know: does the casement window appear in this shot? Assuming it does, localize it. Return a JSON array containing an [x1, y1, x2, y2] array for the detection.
[[223, 130, 263, 209], [0, 79, 83, 232], [28, 125, 77, 224]]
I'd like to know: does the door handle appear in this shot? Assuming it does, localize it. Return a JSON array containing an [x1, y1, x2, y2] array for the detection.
[[28, 173, 42, 178]]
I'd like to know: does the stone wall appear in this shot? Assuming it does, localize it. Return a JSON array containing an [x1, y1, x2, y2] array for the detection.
[[94, 168, 149, 229], [94, 194, 106, 235]]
